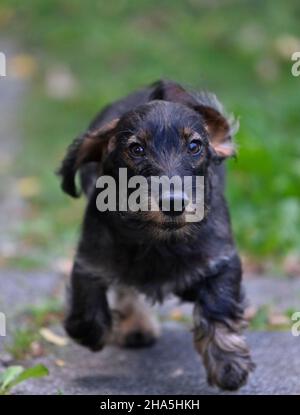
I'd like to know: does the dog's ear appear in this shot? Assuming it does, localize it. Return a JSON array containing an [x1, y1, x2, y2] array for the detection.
[[151, 80, 238, 161], [58, 118, 119, 197], [194, 103, 237, 161]]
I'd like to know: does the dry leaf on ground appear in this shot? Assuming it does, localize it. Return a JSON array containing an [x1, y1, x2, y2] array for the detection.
[[40, 328, 68, 347]]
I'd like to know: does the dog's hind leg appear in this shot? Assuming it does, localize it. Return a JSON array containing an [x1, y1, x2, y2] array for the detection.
[[110, 286, 160, 348]]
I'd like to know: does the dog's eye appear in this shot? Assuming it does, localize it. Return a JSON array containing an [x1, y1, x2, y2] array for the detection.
[[188, 140, 202, 155], [129, 143, 145, 157]]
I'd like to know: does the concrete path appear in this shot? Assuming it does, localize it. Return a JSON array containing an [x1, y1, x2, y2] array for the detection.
[[9, 322, 300, 395], [0, 269, 299, 395], [9, 326, 300, 395]]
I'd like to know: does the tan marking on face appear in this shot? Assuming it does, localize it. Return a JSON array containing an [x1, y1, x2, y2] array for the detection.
[[182, 127, 194, 140]]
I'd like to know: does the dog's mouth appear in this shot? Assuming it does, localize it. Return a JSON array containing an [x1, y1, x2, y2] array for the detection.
[[118, 209, 186, 229], [158, 217, 186, 230], [147, 213, 187, 231]]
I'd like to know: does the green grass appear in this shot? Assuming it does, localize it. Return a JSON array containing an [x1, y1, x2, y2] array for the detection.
[[24, 300, 63, 327], [248, 305, 293, 331], [7, 328, 38, 360], [1, 0, 300, 265], [248, 306, 270, 331], [7, 299, 63, 360]]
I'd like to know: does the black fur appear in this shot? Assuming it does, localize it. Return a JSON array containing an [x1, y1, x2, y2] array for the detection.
[[58, 80, 254, 390]]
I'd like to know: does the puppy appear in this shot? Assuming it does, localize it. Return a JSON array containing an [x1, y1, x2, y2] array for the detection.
[[58, 80, 254, 391]]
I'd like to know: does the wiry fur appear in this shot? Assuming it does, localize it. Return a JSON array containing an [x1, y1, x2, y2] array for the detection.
[[59, 79, 254, 391]]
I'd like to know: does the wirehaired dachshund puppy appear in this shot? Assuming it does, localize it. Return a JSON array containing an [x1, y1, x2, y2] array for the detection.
[[58, 80, 255, 391]]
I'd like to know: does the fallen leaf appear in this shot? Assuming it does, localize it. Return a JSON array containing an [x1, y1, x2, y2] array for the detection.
[[241, 255, 266, 275], [55, 359, 66, 368], [268, 313, 289, 327], [170, 368, 184, 378], [40, 328, 68, 347], [169, 308, 184, 321], [9, 54, 37, 79], [244, 306, 258, 321], [30, 341, 44, 358], [274, 34, 300, 60], [17, 177, 41, 198], [283, 254, 300, 277]]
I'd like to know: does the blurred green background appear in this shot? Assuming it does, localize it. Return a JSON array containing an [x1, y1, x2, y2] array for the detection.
[[1, 0, 299, 272]]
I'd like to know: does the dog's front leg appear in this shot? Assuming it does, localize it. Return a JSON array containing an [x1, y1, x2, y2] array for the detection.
[[64, 259, 112, 351], [193, 257, 255, 391]]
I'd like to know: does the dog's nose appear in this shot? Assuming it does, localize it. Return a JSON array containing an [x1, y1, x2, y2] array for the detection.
[[159, 192, 189, 216]]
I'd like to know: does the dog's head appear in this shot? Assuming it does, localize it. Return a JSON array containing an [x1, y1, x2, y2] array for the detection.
[[59, 81, 238, 239]]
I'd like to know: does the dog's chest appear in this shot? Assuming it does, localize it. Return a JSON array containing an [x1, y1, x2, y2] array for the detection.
[[110, 242, 204, 298]]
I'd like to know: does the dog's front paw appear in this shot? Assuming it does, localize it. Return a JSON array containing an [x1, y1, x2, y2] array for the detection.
[[195, 323, 255, 391], [208, 353, 255, 391], [64, 314, 111, 351]]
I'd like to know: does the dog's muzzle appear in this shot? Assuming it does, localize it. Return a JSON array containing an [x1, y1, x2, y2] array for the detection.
[[158, 191, 189, 217]]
